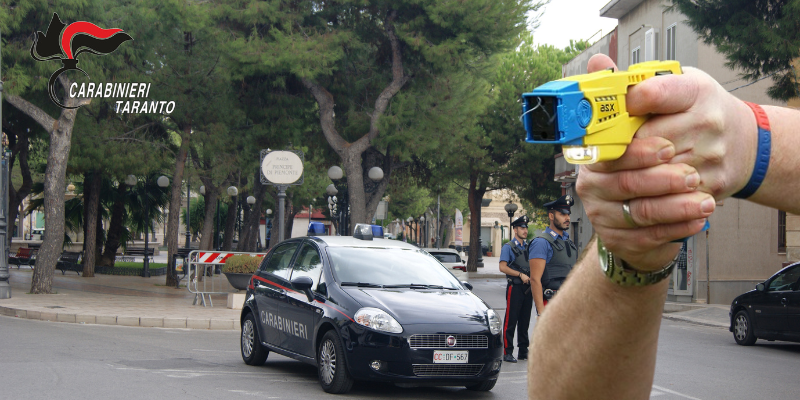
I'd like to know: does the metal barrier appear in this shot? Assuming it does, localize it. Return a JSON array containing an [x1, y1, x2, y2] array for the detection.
[[186, 250, 267, 307]]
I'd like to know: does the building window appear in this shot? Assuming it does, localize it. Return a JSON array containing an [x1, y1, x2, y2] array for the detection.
[[632, 47, 641, 65], [779, 210, 787, 253], [666, 24, 677, 60]]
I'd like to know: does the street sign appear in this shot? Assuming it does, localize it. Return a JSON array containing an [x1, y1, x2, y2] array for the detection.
[[260, 150, 304, 186]]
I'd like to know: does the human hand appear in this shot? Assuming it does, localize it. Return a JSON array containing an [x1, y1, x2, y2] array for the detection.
[[587, 54, 757, 200], [520, 273, 530, 284], [577, 55, 727, 270]]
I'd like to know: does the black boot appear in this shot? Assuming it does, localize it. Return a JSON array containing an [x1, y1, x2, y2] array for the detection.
[[503, 354, 517, 363], [517, 351, 528, 361]]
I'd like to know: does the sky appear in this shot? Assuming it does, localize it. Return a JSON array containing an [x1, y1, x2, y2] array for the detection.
[[531, 0, 619, 50]]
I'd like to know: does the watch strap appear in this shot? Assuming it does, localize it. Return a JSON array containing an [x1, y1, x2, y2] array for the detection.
[[598, 238, 679, 287]]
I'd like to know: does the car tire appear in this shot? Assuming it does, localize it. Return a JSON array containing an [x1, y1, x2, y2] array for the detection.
[[317, 330, 354, 394], [733, 309, 757, 346], [241, 312, 269, 365], [466, 379, 497, 391]]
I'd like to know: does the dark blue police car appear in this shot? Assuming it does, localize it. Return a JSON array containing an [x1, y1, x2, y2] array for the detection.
[[239, 224, 503, 393]]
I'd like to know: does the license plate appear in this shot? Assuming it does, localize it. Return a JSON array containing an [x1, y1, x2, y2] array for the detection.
[[433, 350, 468, 364]]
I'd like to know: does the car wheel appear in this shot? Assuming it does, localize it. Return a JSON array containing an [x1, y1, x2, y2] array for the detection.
[[733, 310, 757, 346], [317, 330, 354, 394], [241, 312, 269, 365], [466, 379, 497, 391]]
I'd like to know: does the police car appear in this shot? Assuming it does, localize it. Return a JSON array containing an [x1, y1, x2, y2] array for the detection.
[[239, 224, 503, 394]]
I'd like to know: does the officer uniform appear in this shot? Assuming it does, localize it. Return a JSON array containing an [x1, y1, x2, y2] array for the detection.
[[500, 216, 533, 363], [529, 195, 579, 304]]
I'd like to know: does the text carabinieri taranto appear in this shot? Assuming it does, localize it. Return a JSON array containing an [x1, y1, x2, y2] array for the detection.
[[69, 82, 175, 114]]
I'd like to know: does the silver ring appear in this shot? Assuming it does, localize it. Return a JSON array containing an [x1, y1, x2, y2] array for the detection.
[[622, 200, 639, 228]]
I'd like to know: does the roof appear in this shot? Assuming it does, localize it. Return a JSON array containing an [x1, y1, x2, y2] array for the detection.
[[599, 0, 645, 19], [422, 248, 459, 254], [309, 236, 420, 249]]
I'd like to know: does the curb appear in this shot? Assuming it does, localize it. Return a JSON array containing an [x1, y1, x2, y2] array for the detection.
[[0, 305, 239, 330], [662, 313, 728, 329]]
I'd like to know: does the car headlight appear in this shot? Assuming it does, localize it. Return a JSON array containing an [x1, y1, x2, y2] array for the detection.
[[487, 309, 502, 336], [354, 307, 403, 334]]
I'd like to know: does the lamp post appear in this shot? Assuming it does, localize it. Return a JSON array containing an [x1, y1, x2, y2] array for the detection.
[[420, 215, 426, 247], [227, 186, 238, 245], [504, 203, 518, 240], [326, 165, 384, 236], [265, 208, 273, 248], [245, 195, 255, 249], [406, 217, 413, 243]]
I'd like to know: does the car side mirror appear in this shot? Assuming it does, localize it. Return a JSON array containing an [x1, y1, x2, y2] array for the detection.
[[756, 282, 766, 292], [292, 276, 315, 302], [462, 281, 473, 291]]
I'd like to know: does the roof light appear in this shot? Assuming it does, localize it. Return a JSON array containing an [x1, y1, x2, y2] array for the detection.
[[353, 223, 374, 240], [307, 221, 326, 236], [371, 225, 384, 238]]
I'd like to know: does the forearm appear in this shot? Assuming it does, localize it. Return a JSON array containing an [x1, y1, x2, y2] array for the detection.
[[530, 280, 545, 315], [528, 238, 667, 400]]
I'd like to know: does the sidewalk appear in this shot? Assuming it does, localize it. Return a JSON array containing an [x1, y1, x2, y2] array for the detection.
[[469, 255, 730, 329], [0, 255, 731, 331]]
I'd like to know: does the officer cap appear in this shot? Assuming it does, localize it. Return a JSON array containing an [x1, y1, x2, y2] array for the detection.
[[543, 195, 574, 215], [511, 215, 529, 228]]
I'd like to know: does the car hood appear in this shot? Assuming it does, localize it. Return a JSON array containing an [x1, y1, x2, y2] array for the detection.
[[344, 288, 490, 325]]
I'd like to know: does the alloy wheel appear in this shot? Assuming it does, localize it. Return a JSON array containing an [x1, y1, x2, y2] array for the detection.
[[320, 340, 337, 385], [734, 314, 748, 341], [242, 319, 255, 358]]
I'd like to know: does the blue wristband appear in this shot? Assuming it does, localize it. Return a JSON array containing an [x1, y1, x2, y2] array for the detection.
[[732, 102, 771, 199]]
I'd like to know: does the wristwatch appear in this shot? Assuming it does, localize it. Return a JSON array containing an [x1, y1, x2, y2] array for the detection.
[[597, 238, 679, 286]]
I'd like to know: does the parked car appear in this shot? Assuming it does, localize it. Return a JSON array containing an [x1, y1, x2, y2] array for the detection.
[[423, 248, 468, 282], [239, 224, 502, 394], [729, 262, 800, 345]]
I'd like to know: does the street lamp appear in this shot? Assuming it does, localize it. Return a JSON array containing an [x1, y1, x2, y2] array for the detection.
[[504, 202, 518, 241], [326, 165, 384, 236], [420, 215, 426, 247], [244, 195, 255, 248], [265, 208, 273, 249]]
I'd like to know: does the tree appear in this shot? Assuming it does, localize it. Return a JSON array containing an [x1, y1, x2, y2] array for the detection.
[[670, 0, 800, 101], [226, 0, 539, 231], [443, 36, 585, 271]]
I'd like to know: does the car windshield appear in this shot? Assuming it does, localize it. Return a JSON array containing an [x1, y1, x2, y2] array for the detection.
[[327, 247, 463, 289], [429, 252, 460, 263]]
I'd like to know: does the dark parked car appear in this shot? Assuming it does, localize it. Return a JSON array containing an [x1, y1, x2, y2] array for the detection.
[[729, 262, 800, 345], [239, 224, 503, 394]]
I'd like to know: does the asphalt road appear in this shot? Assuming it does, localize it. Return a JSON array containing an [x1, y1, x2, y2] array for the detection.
[[1, 278, 798, 400]]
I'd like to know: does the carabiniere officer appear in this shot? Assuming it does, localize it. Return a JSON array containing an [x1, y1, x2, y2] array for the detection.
[[498, 215, 533, 363]]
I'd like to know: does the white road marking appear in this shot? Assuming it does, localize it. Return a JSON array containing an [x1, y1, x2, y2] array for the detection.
[[652, 385, 704, 400]]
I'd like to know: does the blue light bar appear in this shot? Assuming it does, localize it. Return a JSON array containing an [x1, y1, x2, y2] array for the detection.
[[307, 221, 326, 236]]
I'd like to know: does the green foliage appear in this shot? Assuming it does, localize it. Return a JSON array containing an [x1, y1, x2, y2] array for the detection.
[[670, 0, 800, 101], [221, 254, 264, 274]]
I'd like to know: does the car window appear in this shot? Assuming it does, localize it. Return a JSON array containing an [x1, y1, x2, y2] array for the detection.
[[327, 247, 462, 289], [290, 243, 323, 290], [430, 252, 460, 263], [260, 242, 300, 279], [768, 265, 800, 292]]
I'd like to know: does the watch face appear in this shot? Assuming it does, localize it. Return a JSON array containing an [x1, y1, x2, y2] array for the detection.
[[598, 241, 610, 272]]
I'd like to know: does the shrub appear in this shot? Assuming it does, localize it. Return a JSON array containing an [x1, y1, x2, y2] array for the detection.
[[221, 255, 263, 274]]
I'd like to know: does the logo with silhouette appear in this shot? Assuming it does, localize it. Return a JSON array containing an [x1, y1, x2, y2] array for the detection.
[[31, 13, 132, 109]]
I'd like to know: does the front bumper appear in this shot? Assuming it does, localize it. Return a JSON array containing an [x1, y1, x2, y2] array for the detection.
[[340, 323, 503, 385]]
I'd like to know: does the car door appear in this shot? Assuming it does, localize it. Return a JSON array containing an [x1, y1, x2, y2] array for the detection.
[[757, 265, 800, 335], [781, 266, 800, 339], [280, 241, 325, 357], [253, 241, 301, 347]]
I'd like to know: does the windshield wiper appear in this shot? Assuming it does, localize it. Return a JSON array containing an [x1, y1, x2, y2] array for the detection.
[[341, 282, 384, 288], [384, 284, 447, 290]]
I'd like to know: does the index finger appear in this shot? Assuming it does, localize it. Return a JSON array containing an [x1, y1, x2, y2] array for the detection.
[[584, 136, 675, 173]]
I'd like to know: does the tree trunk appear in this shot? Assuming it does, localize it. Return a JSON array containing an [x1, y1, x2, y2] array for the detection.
[[4, 125, 34, 244], [165, 126, 190, 286], [82, 170, 103, 277], [222, 195, 237, 251], [7, 79, 90, 293], [198, 183, 218, 251], [100, 183, 128, 266], [466, 173, 486, 272], [285, 195, 296, 241]]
